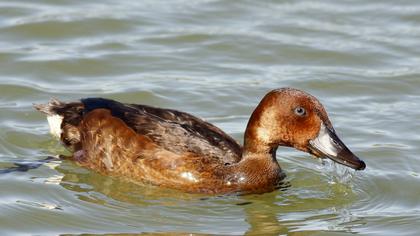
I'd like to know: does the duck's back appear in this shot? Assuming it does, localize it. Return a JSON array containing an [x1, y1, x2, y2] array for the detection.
[[36, 98, 242, 166]]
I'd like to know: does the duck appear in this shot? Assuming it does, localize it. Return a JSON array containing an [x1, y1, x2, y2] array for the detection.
[[34, 88, 365, 194]]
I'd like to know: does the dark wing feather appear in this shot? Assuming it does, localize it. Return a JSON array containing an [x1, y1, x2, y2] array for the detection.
[[81, 98, 242, 164]]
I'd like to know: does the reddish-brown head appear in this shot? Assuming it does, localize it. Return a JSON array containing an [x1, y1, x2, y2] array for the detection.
[[244, 88, 365, 170]]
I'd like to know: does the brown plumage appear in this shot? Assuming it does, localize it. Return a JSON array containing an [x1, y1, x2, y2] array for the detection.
[[34, 88, 365, 194]]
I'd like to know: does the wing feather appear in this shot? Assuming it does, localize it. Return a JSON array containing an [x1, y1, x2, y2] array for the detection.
[[81, 98, 242, 164]]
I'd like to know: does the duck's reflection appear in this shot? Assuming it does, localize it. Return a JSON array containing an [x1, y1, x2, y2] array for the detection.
[[242, 192, 289, 235]]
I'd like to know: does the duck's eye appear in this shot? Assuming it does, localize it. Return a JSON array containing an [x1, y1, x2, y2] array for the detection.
[[294, 107, 306, 116]]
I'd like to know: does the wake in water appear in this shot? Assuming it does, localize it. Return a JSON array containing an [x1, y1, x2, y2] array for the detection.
[[0, 156, 56, 174]]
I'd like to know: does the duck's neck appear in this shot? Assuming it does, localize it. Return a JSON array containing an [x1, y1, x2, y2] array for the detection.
[[240, 134, 280, 175], [242, 108, 276, 156], [242, 92, 280, 156], [229, 147, 283, 193], [226, 94, 285, 191]]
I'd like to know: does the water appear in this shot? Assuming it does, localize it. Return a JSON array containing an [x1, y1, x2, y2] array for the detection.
[[1, 0, 419, 235]]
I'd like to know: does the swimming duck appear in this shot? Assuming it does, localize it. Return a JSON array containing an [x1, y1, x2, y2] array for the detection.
[[35, 88, 365, 194]]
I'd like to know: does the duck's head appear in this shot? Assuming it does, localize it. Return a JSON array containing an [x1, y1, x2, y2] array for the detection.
[[244, 88, 365, 170]]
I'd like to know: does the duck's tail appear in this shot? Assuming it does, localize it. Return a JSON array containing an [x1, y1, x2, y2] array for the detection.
[[34, 98, 84, 151], [34, 98, 65, 139]]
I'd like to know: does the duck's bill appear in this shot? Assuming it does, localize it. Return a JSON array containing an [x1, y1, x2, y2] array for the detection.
[[308, 123, 366, 170]]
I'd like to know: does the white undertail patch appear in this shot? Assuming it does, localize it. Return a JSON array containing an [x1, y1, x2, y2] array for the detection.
[[47, 115, 63, 139]]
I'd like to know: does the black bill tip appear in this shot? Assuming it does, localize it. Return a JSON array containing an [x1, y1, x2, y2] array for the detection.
[[355, 160, 366, 171], [308, 123, 366, 171]]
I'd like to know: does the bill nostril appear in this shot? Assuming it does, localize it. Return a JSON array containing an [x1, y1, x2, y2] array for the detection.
[[329, 136, 339, 146]]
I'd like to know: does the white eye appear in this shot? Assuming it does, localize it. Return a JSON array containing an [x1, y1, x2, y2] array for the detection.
[[294, 107, 306, 116]]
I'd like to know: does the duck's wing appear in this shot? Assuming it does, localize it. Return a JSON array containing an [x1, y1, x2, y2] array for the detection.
[[80, 98, 242, 165]]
